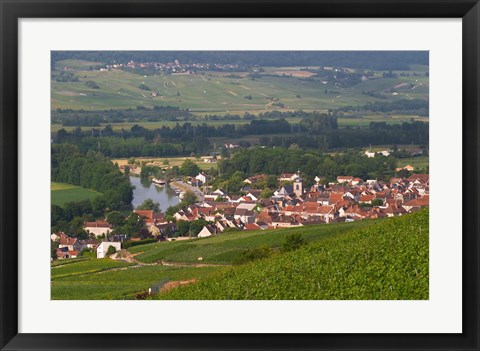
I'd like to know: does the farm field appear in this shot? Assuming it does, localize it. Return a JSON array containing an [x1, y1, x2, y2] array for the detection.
[[51, 61, 429, 113], [396, 156, 429, 170], [112, 156, 219, 171], [51, 258, 133, 279], [50, 115, 428, 133], [158, 209, 429, 300], [51, 182, 100, 206]]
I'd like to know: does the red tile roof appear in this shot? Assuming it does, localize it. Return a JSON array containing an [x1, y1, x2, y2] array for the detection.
[[59, 236, 77, 246], [84, 221, 111, 228], [134, 210, 154, 220], [404, 195, 429, 207]]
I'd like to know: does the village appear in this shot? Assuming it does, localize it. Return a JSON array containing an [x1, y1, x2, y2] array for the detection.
[[52, 167, 429, 260]]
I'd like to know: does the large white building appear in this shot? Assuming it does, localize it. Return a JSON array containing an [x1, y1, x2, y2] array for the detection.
[[96, 242, 122, 258]]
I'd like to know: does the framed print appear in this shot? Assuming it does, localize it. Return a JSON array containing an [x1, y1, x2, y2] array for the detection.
[[1, 0, 479, 350]]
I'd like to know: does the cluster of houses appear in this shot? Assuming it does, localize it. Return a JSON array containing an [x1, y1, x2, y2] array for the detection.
[[51, 232, 120, 259], [98, 60, 240, 74], [159, 172, 429, 237], [52, 171, 429, 259]]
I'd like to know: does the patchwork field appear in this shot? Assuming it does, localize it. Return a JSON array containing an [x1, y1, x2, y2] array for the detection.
[[51, 61, 429, 113], [51, 182, 100, 206]]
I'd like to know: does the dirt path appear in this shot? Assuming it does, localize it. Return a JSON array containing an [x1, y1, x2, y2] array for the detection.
[[159, 260, 230, 268], [411, 83, 423, 90], [113, 250, 230, 268], [160, 279, 197, 293], [393, 82, 408, 89]]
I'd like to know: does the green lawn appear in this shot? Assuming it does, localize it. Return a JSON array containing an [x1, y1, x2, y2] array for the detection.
[[51, 182, 100, 206]]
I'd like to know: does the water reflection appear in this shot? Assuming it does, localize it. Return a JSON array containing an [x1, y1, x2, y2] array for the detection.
[[130, 176, 180, 211]]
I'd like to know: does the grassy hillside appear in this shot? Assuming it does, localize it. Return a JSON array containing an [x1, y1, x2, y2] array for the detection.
[[51, 182, 100, 206], [130, 220, 376, 264], [51, 64, 429, 113], [158, 209, 429, 300]]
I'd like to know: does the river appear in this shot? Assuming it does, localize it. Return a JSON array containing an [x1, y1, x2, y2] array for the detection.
[[130, 176, 180, 211]]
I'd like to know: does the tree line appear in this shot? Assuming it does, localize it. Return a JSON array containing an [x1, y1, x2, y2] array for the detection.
[[211, 148, 399, 194], [51, 144, 134, 235], [52, 118, 427, 157], [52, 105, 193, 126]]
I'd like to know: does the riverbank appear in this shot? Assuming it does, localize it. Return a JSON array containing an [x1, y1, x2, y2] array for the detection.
[[170, 181, 204, 201]]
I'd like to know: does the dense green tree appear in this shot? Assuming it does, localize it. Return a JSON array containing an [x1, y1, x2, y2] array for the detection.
[[180, 159, 200, 177], [106, 211, 126, 227], [118, 213, 146, 238], [137, 198, 160, 212], [176, 220, 190, 237], [181, 190, 198, 205]]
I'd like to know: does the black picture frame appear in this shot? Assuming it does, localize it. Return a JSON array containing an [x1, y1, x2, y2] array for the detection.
[[1, 1, 479, 350]]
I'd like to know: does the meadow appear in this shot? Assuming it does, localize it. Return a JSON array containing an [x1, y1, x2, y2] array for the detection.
[[51, 182, 100, 206], [52, 60, 429, 113]]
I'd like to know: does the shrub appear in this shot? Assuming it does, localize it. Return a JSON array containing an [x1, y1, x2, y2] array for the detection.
[[85, 80, 100, 89], [281, 233, 305, 252], [123, 238, 157, 249], [233, 245, 272, 265], [106, 245, 117, 256]]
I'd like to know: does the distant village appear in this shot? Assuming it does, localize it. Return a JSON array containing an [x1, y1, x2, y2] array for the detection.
[[99, 60, 242, 74], [52, 167, 429, 260]]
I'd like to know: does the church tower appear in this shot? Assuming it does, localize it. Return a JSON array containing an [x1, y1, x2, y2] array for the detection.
[[294, 170, 303, 197]]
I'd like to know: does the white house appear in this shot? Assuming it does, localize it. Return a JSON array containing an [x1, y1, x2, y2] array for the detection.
[[84, 221, 112, 237], [278, 173, 299, 182], [197, 225, 218, 238], [337, 176, 353, 184], [195, 172, 209, 185], [96, 242, 122, 258]]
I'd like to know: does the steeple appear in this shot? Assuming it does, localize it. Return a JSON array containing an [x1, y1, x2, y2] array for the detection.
[[294, 170, 303, 197]]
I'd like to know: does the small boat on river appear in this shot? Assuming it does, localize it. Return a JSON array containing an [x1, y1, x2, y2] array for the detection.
[[152, 178, 166, 186]]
